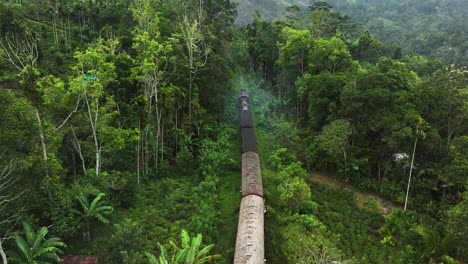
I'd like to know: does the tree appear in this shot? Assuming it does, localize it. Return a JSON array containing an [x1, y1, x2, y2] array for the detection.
[[316, 119, 353, 178], [278, 176, 311, 213], [351, 30, 383, 63], [404, 118, 427, 210], [0, 32, 52, 190], [77, 192, 113, 241], [307, 2, 357, 39], [297, 72, 347, 127], [72, 39, 117, 177], [7, 222, 65, 264], [440, 136, 468, 196], [177, 15, 210, 118], [423, 66, 467, 151], [310, 36, 352, 75], [278, 27, 313, 75], [131, 0, 179, 176], [108, 220, 145, 263], [0, 34, 38, 75], [339, 58, 422, 186], [145, 229, 220, 264], [446, 191, 468, 260], [282, 224, 345, 264]]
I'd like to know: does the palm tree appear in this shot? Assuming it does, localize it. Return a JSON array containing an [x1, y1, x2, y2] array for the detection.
[[77, 192, 113, 241], [413, 225, 454, 264], [7, 222, 65, 264], [146, 230, 220, 264]]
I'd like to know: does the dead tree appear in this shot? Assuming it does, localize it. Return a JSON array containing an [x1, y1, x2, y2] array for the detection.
[[0, 160, 23, 264]]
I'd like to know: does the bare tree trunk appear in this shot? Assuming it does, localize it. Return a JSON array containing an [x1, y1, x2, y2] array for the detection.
[[161, 119, 164, 162], [296, 94, 299, 120], [377, 160, 381, 182], [144, 126, 150, 175], [71, 128, 86, 174], [34, 107, 49, 178], [72, 152, 76, 182], [137, 120, 141, 188], [189, 75, 193, 118], [0, 238, 7, 264], [84, 97, 100, 176], [404, 136, 418, 210], [341, 145, 347, 180]]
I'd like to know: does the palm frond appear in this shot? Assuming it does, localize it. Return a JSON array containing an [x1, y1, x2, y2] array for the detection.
[[185, 247, 195, 264], [42, 238, 66, 249], [94, 213, 110, 224], [89, 193, 106, 211], [191, 234, 202, 253], [33, 246, 62, 259], [159, 255, 169, 264], [175, 247, 189, 263], [32, 227, 49, 252], [11, 223, 65, 264], [78, 192, 90, 212], [196, 244, 214, 259], [93, 205, 113, 214], [158, 242, 170, 263], [181, 230, 190, 248], [145, 252, 159, 264], [196, 254, 221, 264], [23, 222, 36, 245], [14, 233, 30, 259]]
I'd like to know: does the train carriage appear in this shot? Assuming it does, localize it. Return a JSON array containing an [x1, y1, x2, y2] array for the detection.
[[241, 152, 263, 197], [240, 109, 254, 128], [241, 127, 257, 153]]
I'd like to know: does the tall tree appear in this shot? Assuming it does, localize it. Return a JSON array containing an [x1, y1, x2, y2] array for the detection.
[[404, 118, 427, 210], [421, 66, 468, 151], [177, 15, 210, 118], [316, 119, 353, 178], [351, 30, 383, 63], [131, 0, 178, 175], [72, 39, 136, 176]]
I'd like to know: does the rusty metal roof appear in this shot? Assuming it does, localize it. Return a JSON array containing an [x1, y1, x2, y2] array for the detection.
[[60, 255, 99, 264]]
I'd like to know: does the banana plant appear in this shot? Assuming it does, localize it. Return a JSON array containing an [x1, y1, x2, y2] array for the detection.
[[413, 225, 454, 264], [145, 230, 219, 264], [77, 192, 113, 241], [7, 222, 65, 264]]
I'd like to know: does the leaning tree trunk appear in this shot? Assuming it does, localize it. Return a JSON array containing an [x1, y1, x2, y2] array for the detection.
[[404, 136, 418, 210], [0, 238, 7, 264]]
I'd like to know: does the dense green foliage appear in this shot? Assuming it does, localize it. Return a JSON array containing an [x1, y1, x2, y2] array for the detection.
[[233, 0, 467, 65], [8, 222, 65, 264], [232, 2, 466, 263], [0, 0, 466, 263]]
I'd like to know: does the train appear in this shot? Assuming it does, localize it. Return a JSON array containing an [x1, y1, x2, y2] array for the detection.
[[234, 90, 265, 264]]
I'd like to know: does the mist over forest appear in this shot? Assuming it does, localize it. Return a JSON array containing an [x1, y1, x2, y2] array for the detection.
[[233, 0, 467, 64]]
